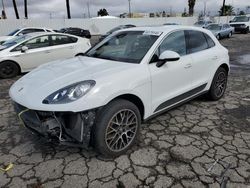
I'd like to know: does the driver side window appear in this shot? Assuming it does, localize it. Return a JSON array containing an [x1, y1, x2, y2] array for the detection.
[[151, 30, 186, 63]]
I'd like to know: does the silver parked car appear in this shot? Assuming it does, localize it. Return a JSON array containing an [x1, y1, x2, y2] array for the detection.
[[206, 24, 234, 40]]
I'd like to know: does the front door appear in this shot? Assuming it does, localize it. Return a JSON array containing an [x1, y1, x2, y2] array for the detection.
[[149, 30, 194, 113]]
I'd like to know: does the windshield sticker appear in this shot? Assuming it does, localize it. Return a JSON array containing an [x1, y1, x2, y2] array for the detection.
[[143, 30, 162, 36]]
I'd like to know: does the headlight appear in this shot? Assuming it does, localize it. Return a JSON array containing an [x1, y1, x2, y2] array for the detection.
[[42, 80, 95, 104]]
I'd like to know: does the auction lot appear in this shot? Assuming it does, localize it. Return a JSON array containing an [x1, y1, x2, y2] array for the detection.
[[0, 34, 250, 188]]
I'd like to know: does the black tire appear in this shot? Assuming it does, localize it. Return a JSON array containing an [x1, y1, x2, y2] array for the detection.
[[93, 99, 141, 157], [0, 61, 19, 79], [207, 67, 228, 101], [244, 27, 249, 34]]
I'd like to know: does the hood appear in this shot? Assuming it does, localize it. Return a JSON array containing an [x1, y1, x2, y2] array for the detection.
[[230, 22, 248, 25], [9, 56, 138, 108]]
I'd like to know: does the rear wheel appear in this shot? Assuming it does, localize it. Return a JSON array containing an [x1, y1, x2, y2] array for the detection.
[[0, 61, 19, 78], [216, 34, 221, 40], [207, 67, 228, 101], [93, 99, 141, 157]]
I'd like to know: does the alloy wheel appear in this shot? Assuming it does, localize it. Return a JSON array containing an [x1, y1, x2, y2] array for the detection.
[[105, 109, 138, 152], [214, 72, 227, 98]]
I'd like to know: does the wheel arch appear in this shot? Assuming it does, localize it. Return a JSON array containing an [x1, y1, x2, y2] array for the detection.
[[0, 60, 21, 74], [219, 63, 230, 74], [111, 94, 145, 120]]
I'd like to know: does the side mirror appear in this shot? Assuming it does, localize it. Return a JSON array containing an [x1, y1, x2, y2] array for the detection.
[[21, 46, 28, 53], [156, 50, 180, 68]]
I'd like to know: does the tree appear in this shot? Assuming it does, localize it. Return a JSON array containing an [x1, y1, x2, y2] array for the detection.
[[66, 0, 71, 19], [12, 0, 19, 19], [182, 8, 188, 17], [24, 0, 28, 18], [219, 5, 234, 16], [97, 9, 109, 16], [188, 0, 196, 16]]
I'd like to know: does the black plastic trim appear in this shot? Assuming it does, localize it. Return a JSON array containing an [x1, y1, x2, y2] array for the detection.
[[154, 83, 207, 113]]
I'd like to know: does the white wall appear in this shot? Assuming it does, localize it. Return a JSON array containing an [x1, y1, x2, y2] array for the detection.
[[0, 17, 198, 36]]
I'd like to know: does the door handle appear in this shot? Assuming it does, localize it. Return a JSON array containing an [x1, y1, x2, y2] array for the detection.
[[45, 50, 51, 54], [184, 64, 192, 69]]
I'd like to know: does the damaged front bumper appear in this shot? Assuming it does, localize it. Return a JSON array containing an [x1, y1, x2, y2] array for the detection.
[[14, 102, 97, 148]]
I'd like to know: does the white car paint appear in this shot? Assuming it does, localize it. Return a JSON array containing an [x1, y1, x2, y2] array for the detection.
[[0, 27, 54, 44], [10, 26, 229, 120], [0, 33, 91, 73]]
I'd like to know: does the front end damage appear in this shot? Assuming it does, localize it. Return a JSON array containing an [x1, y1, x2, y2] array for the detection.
[[14, 102, 96, 148]]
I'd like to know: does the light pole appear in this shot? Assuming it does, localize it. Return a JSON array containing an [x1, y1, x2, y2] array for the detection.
[[128, 0, 131, 18], [222, 0, 226, 16]]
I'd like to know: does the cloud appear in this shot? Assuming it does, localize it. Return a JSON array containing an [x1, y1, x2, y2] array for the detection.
[[2, 0, 250, 19]]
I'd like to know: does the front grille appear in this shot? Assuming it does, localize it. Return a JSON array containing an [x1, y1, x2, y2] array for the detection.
[[230, 24, 245, 27]]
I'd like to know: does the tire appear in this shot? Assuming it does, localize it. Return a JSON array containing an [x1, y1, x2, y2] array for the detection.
[[93, 99, 141, 157], [228, 32, 232, 38], [216, 34, 221, 40], [207, 67, 228, 101], [244, 27, 249, 34], [0, 61, 19, 79]]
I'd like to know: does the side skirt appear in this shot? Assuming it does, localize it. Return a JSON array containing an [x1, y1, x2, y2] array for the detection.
[[144, 85, 208, 122]]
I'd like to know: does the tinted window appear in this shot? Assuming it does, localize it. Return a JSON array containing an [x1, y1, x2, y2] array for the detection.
[[13, 35, 49, 51], [51, 35, 77, 45], [204, 33, 215, 48], [19, 29, 44, 35], [187, 30, 208, 54], [159, 31, 186, 56]]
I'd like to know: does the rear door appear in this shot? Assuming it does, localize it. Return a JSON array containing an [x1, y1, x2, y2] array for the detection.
[[186, 30, 217, 89], [48, 34, 79, 60]]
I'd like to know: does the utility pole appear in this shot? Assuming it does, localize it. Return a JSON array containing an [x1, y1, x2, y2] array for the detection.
[[87, 1, 90, 18], [24, 0, 28, 19], [1, 0, 6, 19], [222, 0, 226, 16], [128, 0, 131, 18]]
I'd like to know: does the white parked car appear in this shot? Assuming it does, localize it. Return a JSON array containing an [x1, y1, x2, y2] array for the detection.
[[0, 32, 91, 78], [0, 27, 54, 44], [230, 16, 250, 34], [10, 26, 229, 157]]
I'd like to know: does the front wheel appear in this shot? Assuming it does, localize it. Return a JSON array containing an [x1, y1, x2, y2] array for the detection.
[[93, 99, 141, 157], [207, 67, 228, 101], [216, 34, 221, 40], [228, 32, 232, 38], [0, 61, 19, 79]]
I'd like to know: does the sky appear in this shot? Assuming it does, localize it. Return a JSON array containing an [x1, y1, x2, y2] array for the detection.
[[1, 0, 250, 19]]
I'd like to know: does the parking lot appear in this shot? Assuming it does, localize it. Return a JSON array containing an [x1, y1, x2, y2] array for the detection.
[[0, 33, 250, 188]]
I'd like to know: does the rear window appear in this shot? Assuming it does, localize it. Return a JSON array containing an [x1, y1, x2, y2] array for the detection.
[[186, 30, 209, 54]]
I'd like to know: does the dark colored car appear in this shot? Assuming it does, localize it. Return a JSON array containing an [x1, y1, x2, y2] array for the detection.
[[58, 27, 91, 39], [99, 24, 136, 41]]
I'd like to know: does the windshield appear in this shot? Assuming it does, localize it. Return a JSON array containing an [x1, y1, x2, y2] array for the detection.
[[7, 29, 20, 36], [1, 35, 31, 49], [86, 31, 160, 64], [232, 16, 249, 22], [207, 24, 221, 30]]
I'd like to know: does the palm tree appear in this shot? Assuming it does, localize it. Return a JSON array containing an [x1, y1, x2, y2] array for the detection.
[[12, 0, 19, 19], [66, 0, 71, 19], [219, 5, 234, 16], [188, 0, 196, 16], [24, 0, 28, 18]]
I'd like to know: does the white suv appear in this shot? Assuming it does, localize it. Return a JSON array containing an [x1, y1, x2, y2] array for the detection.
[[10, 26, 230, 157]]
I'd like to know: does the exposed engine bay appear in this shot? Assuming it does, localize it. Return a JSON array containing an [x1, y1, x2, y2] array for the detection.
[[14, 102, 96, 148]]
